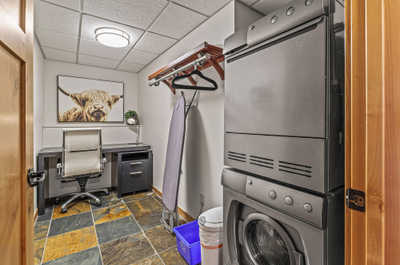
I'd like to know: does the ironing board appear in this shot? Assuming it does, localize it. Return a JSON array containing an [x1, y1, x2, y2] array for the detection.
[[161, 94, 186, 232]]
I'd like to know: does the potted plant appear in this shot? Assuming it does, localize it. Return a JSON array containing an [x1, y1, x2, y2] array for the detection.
[[125, 110, 139, 125]]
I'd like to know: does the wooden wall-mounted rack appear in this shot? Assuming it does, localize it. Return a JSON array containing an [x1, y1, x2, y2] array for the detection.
[[148, 42, 225, 94]]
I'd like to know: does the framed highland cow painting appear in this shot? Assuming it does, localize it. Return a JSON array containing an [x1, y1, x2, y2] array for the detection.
[[57, 75, 124, 123]]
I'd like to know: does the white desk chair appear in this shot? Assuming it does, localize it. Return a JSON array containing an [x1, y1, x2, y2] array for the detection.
[[57, 129, 108, 213]]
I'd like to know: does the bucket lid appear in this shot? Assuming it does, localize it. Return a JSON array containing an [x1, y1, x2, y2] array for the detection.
[[198, 206, 223, 229]]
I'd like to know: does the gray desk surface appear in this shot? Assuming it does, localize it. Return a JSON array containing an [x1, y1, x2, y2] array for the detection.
[[38, 143, 151, 155]]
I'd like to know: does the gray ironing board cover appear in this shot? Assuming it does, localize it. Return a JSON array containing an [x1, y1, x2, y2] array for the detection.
[[162, 95, 186, 212]]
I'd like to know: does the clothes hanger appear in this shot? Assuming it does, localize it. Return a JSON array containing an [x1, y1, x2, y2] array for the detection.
[[171, 68, 218, 91]]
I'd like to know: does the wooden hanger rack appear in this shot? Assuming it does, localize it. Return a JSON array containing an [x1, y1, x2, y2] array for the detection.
[[148, 42, 225, 94]]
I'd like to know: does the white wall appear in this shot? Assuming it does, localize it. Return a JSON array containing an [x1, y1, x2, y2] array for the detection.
[[138, 1, 260, 218], [42, 61, 140, 147], [34, 38, 45, 212]]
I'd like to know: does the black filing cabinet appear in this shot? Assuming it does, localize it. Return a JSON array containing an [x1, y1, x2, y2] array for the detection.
[[115, 150, 153, 197]]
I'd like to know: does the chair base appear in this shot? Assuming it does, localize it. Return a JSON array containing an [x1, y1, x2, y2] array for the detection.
[[60, 189, 108, 213]]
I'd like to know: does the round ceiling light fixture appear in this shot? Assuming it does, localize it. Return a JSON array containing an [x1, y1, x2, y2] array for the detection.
[[95, 27, 130, 48]]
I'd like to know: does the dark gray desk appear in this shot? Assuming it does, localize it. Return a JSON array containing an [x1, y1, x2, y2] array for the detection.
[[37, 143, 152, 215]]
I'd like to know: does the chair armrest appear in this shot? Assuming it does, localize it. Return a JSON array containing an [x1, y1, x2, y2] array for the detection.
[[101, 156, 107, 171]]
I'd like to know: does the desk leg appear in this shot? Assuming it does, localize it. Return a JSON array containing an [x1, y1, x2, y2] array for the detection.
[[37, 155, 46, 215]]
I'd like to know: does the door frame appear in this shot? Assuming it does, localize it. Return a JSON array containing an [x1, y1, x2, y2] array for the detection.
[[0, 0, 34, 264], [345, 0, 400, 264]]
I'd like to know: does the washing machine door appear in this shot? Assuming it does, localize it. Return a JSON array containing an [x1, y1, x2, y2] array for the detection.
[[242, 213, 303, 265]]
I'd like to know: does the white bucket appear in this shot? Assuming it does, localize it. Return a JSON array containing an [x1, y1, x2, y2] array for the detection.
[[198, 206, 223, 265]]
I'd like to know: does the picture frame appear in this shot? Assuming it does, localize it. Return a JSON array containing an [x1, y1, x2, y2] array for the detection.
[[57, 75, 125, 123]]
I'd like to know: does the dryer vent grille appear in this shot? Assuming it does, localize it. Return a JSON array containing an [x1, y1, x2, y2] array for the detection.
[[278, 160, 312, 178], [227, 151, 246, 163], [249, 155, 274, 169]]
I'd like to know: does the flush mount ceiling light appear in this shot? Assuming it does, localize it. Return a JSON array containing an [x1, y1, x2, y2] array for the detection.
[[95, 27, 130, 48]]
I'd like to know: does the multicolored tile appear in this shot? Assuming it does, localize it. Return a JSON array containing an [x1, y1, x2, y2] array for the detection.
[[145, 225, 177, 253], [95, 216, 140, 244], [42, 247, 102, 265], [126, 197, 162, 218], [132, 255, 163, 265], [93, 204, 131, 225], [100, 233, 155, 265], [36, 189, 192, 265], [34, 220, 50, 240], [159, 247, 187, 265], [48, 212, 93, 237], [52, 201, 91, 219], [33, 238, 46, 265], [122, 191, 154, 202], [42, 226, 97, 263], [135, 210, 162, 230], [92, 192, 122, 210]]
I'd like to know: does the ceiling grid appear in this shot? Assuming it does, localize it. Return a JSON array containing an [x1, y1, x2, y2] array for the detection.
[[35, 0, 273, 73]]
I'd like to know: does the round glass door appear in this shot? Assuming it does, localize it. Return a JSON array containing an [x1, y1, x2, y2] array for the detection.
[[243, 213, 298, 265]]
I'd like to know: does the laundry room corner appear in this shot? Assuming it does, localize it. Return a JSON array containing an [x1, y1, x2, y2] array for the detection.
[[138, 1, 261, 219]]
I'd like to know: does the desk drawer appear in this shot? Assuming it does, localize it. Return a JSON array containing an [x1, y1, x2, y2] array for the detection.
[[121, 160, 145, 171], [119, 162, 148, 194]]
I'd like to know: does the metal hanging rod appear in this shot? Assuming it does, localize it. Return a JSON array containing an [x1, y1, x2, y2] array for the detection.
[[148, 55, 209, 87]]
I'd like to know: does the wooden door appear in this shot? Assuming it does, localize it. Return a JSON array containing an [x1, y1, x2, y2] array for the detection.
[[345, 0, 400, 264], [0, 0, 34, 265]]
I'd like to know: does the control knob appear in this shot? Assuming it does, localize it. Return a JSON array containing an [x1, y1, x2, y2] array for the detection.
[[286, 6, 295, 16], [268, 190, 277, 200], [304, 203, 313, 213], [284, 196, 294, 206]]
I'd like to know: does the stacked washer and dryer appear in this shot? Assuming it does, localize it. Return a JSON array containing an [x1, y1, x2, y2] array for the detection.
[[222, 0, 345, 264]]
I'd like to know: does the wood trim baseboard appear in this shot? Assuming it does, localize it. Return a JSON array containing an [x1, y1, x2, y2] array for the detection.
[[152, 186, 195, 222]]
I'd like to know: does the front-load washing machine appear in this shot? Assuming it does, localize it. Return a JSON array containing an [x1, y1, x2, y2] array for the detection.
[[222, 169, 344, 265]]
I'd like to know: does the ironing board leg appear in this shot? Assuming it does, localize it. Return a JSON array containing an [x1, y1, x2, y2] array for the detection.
[[161, 206, 178, 233]]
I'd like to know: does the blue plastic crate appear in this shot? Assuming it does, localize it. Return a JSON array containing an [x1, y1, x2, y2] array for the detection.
[[173, 220, 201, 265]]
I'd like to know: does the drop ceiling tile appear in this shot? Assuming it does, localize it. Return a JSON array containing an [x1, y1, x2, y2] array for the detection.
[[172, 0, 230, 16], [34, 0, 80, 35], [118, 61, 145, 73], [42, 0, 81, 11], [78, 54, 119, 69], [36, 29, 78, 52], [124, 49, 159, 65], [79, 39, 129, 60], [135, 32, 176, 54], [42, 46, 76, 63], [83, 0, 168, 29], [149, 3, 207, 39], [252, 0, 293, 15]]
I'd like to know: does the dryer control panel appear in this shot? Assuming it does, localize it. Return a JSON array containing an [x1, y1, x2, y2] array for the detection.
[[246, 176, 325, 228]]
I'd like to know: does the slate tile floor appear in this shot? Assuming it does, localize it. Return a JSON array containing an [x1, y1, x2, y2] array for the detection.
[[34, 191, 187, 265]]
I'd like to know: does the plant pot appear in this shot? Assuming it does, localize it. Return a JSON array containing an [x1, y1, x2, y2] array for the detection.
[[126, 117, 137, 125]]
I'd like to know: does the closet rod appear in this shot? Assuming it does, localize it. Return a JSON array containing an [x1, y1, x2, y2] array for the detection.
[[148, 55, 208, 87]]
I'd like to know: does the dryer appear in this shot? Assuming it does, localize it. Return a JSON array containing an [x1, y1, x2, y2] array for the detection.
[[223, 0, 344, 194]]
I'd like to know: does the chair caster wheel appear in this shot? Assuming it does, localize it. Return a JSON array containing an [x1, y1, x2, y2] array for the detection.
[[91, 199, 101, 206], [61, 207, 67, 213]]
